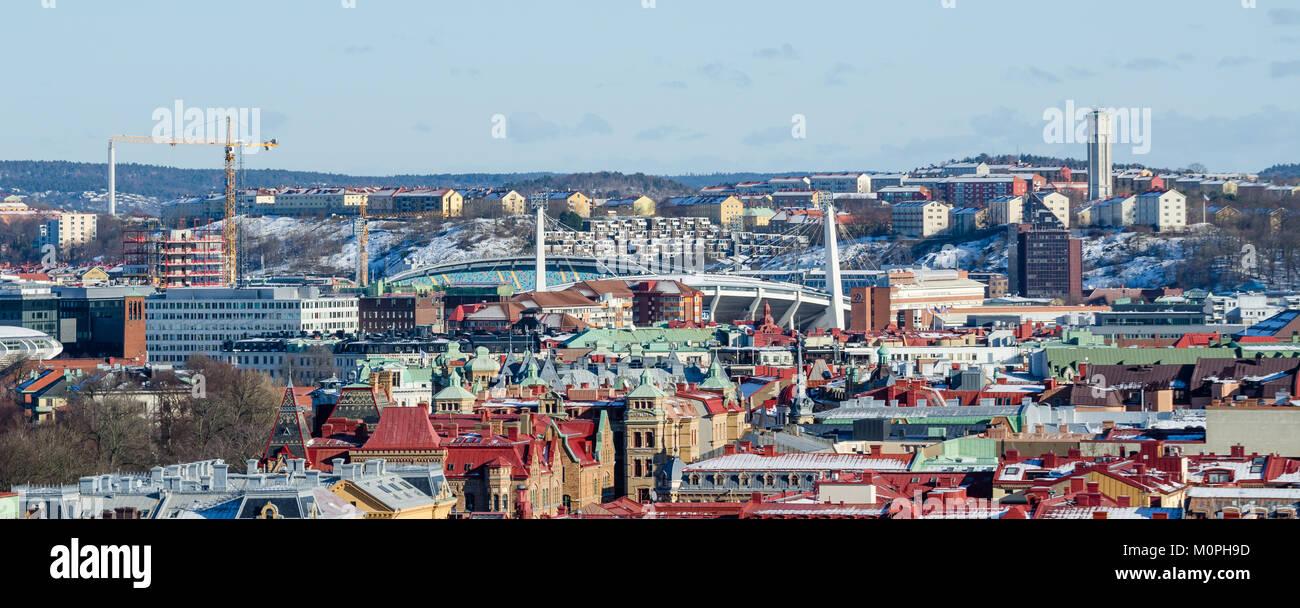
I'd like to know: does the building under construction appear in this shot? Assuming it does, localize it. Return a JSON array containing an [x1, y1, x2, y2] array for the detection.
[[123, 221, 225, 288]]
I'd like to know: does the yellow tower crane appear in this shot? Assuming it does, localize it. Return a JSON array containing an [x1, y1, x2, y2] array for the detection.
[[356, 198, 369, 287], [109, 117, 278, 286]]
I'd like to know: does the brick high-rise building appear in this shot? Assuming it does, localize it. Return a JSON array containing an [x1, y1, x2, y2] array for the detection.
[[849, 286, 894, 333], [1011, 225, 1082, 305]]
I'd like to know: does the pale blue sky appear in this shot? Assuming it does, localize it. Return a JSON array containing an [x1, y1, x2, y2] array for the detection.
[[1, 0, 1297, 175]]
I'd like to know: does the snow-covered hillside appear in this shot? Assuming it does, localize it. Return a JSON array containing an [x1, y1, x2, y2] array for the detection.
[[1078, 231, 1191, 289], [4, 187, 163, 215], [763, 227, 1200, 290], [218, 215, 1211, 292], [232, 216, 533, 278]]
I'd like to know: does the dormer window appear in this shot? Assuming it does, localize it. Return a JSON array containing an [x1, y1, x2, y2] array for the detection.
[[1206, 470, 1233, 484]]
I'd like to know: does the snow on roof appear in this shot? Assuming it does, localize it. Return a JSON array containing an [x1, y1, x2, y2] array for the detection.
[[1186, 486, 1300, 499], [684, 453, 911, 472]]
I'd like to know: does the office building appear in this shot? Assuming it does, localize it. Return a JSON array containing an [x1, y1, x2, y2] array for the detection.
[[145, 287, 358, 364]]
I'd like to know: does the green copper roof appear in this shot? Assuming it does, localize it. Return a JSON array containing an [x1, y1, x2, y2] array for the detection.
[[519, 358, 547, 387], [434, 368, 476, 400], [698, 359, 735, 391], [564, 328, 720, 352], [910, 437, 1001, 472], [626, 370, 667, 399], [1039, 342, 1300, 379], [467, 346, 500, 373]]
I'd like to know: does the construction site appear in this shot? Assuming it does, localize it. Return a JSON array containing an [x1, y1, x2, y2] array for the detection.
[[110, 118, 278, 289], [122, 220, 225, 288]]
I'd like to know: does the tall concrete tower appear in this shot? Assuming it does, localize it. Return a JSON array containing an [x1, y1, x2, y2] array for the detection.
[[822, 199, 844, 330], [534, 201, 547, 293], [1087, 109, 1114, 201], [108, 140, 116, 216]]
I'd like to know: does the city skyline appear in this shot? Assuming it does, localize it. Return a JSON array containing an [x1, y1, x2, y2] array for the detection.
[[1, 0, 1296, 176]]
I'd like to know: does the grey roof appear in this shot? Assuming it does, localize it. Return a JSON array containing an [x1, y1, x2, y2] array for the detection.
[[740, 429, 835, 454], [13, 458, 448, 519], [816, 404, 1028, 421]]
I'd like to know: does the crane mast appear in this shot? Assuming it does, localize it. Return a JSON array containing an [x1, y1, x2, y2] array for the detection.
[[223, 118, 238, 286], [357, 199, 369, 287]]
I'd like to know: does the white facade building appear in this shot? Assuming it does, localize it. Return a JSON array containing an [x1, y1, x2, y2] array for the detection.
[[1037, 192, 1071, 228], [40, 212, 98, 250], [1135, 190, 1187, 232], [987, 196, 1024, 226], [809, 173, 871, 194], [145, 287, 358, 364], [892, 201, 952, 238]]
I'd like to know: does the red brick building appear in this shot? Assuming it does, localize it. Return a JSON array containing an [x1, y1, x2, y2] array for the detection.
[[946, 175, 1028, 206], [631, 280, 703, 325]]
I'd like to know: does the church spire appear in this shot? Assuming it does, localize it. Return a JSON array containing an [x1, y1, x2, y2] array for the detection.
[[264, 384, 310, 465]]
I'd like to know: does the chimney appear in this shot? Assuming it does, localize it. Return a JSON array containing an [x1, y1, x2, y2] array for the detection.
[[1086, 481, 1100, 494], [1152, 512, 1169, 520], [331, 458, 345, 473], [1230, 445, 1245, 458], [1070, 477, 1085, 493], [940, 487, 968, 502], [1005, 449, 1020, 462], [341, 463, 362, 481], [305, 469, 321, 487], [723, 444, 737, 455], [246, 459, 260, 474], [1043, 452, 1058, 468], [212, 463, 228, 492], [869, 444, 883, 457], [1092, 510, 1109, 519], [1116, 495, 1131, 507]]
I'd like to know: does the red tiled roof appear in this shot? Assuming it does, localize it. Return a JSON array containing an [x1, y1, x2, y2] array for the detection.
[[291, 386, 314, 409], [556, 418, 600, 467], [358, 406, 443, 451], [443, 433, 551, 480]]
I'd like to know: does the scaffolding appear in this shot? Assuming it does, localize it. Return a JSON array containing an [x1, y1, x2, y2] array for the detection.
[[122, 220, 225, 288]]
